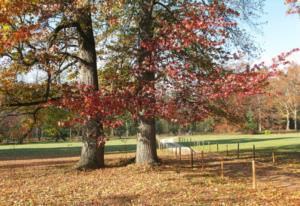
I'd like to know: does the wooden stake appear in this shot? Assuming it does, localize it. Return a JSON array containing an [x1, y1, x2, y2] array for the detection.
[[221, 160, 224, 179], [201, 150, 204, 170], [252, 160, 256, 189], [226, 144, 229, 156], [179, 146, 182, 162], [272, 151, 275, 164], [237, 142, 240, 159], [253, 145, 255, 160], [190, 149, 194, 168]]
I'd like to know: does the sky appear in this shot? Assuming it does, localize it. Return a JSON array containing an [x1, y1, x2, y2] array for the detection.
[[254, 0, 300, 64]]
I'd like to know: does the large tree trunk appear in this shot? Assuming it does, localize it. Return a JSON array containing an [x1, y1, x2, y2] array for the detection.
[[136, 118, 158, 164], [75, 0, 105, 169], [135, 0, 158, 164], [76, 120, 104, 169]]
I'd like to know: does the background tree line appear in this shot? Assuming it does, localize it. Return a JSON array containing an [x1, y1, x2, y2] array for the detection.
[[2, 62, 300, 146]]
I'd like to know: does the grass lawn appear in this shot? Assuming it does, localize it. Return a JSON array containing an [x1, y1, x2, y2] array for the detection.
[[0, 138, 137, 160], [0, 133, 299, 160], [176, 133, 300, 153]]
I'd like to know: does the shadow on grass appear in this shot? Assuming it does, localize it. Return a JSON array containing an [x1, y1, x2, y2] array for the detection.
[[0, 144, 136, 160], [83, 195, 139, 205]]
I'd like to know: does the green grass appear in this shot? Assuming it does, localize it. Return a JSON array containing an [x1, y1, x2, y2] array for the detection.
[[0, 138, 137, 160], [176, 133, 300, 153], [1, 133, 300, 160]]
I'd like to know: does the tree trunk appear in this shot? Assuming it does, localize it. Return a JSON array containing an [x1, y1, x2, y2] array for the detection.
[[286, 112, 290, 131], [76, 120, 104, 169], [258, 107, 262, 133], [294, 109, 297, 131], [75, 0, 104, 169], [136, 117, 158, 164], [125, 122, 129, 138], [69, 128, 72, 139], [135, 0, 158, 164], [110, 128, 114, 137]]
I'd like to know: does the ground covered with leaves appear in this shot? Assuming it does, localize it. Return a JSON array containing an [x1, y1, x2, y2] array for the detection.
[[0, 152, 299, 206]]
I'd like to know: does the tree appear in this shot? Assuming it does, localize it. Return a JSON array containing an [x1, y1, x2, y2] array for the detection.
[[0, 0, 126, 169], [102, 0, 271, 164], [0, 0, 280, 168], [269, 65, 300, 131]]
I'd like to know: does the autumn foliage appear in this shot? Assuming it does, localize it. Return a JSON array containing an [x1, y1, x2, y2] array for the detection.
[[1, 0, 300, 168]]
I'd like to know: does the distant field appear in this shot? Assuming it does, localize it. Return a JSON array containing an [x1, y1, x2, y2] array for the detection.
[[0, 133, 299, 160], [176, 133, 300, 153]]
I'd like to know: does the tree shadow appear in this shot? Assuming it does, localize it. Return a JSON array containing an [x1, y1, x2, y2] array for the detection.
[[0, 144, 137, 160], [69, 194, 139, 205]]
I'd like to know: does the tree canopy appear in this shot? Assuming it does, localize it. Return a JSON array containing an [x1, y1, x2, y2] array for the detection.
[[0, 0, 285, 168]]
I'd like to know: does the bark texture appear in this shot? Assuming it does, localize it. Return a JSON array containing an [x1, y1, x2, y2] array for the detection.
[[135, 0, 158, 164], [75, 0, 104, 169], [76, 120, 104, 169]]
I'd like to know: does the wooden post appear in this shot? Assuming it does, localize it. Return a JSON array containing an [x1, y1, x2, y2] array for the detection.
[[201, 150, 204, 170], [253, 145, 255, 160], [190, 149, 194, 168], [226, 144, 229, 156], [179, 146, 182, 162], [173, 146, 175, 157], [252, 160, 256, 189], [221, 160, 224, 179], [272, 151, 275, 164], [237, 142, 240, 159]]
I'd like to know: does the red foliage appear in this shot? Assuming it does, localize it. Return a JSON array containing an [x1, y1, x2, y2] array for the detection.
[[2, 1, 299, 130], [285, 0, 300, 14], [55, 2, 300, 127], [50, 84, 128, 128]]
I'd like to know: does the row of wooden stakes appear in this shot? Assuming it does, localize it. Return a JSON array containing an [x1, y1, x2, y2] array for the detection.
[[160, 143, 277, 190]]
